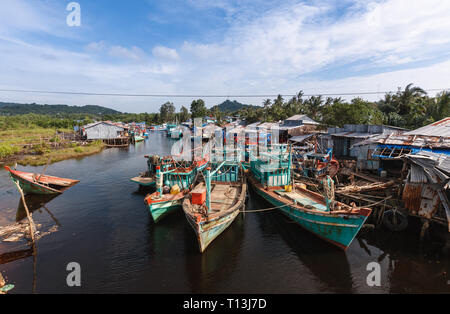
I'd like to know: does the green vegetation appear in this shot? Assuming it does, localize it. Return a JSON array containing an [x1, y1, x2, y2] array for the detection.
[[236, 84, 450, 128], [0, 102, 120, 115], [18, 140, 105, 166], [190, 99, 208, 118], [0, 143, 20, 159], [210, 100, 259, 113]]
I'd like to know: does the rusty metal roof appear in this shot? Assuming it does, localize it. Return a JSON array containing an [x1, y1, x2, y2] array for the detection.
[[404, 117, 450, 137]]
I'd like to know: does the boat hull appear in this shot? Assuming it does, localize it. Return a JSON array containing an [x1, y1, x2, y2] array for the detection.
[[5, 166, 79, 195], [146, 198, 182, 223], [185, 208, 240, 253], [130, 177, 156, 187], [251, 182, 370, 250], [10, 174, 60, 195]]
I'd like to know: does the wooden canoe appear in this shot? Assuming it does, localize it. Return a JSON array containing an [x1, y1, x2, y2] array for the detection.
[[183, 178, 247, 253], [4, 166, 80, 195]]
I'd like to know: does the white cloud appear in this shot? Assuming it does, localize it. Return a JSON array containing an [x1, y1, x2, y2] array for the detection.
[[152, 46, 179, 61], [0, 0, 450, 112], [108, 45, 146, 62]]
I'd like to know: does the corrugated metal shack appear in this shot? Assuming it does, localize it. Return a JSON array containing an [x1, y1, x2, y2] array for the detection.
[[352, 118, 450, 173], [278, 114, 320, 136], [402, 152, 450, 233], [322, 124, 406, 170], [83, 121, 127, 140]]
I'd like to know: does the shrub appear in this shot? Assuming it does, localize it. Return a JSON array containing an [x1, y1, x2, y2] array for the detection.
[[0, 143, 20, 159], [33, 144, 51, 155]]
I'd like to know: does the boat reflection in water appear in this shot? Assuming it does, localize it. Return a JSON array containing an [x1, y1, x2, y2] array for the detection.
[[256, 206, 354, 293], [184, 214, 245, 293], [358, 227, 450, 293], [15, 194, 59, 222]]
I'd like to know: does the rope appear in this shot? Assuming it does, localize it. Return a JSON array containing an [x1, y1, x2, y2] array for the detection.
[[239, 202, 295, 213], [355, 196, 392, 209]]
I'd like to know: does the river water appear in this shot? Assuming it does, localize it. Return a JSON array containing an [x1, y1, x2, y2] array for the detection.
[[0, 132, 449, 293]]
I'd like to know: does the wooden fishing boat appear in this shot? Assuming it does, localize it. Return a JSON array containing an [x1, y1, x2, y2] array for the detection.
[[130, 155, 161, 188], [4, 166, 80, 195], [134, 135, 145, 142], [248, 145, 371, 250], [144, 159, 208, 223], [183, 161, 246, 252], [169, 127, 182, 139]]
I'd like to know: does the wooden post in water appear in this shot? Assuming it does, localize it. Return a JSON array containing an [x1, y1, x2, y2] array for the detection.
[[13, 182, 37, 251]]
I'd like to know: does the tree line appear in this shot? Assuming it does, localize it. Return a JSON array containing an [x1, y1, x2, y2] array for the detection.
[[237, 84, 450, 129], [1, 84, 448, 131]]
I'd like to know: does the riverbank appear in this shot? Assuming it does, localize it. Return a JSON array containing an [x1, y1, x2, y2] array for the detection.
[[0, 128, 105, 166]]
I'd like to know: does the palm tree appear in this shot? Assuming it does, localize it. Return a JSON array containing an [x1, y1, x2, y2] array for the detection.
[[433, 91, 450, 120], [305, 95, 323, 120], [396, 83, 427, 115], [262, 99, 271, 122]]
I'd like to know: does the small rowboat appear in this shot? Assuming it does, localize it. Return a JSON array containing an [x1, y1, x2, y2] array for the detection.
[[4, 166, 80, 195], [134, 135, 145, 142], [183, 161, 247, 253]]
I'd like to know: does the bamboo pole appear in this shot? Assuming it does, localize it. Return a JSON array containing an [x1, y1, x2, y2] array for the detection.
[[12, 181, 37, 293], [13, 182, 37, 250]]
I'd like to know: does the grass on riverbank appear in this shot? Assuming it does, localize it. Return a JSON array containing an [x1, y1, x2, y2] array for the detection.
[[0, 128, 106, 165], [17, 140, 105, 166]]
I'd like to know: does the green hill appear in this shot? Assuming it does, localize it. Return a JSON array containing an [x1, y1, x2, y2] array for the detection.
[[210, 100, 261, 113], [0, 102, 121, 115]]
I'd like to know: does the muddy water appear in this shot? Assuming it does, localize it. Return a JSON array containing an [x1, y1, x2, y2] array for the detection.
[[0, 132, 448, 293]]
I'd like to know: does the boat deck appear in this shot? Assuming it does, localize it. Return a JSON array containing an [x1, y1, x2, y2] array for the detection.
[[274, 189, 328, 212], [210, 184, 238, 212], [130, 176, 154, 185]]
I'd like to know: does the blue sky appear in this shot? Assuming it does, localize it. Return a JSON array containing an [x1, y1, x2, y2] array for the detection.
[[0, 0, 450, 113]]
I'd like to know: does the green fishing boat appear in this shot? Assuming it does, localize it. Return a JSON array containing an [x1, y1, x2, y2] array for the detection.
[[144, 159, 208, 223], [248, 144, 371, 250], [134, 135, 145, 142]]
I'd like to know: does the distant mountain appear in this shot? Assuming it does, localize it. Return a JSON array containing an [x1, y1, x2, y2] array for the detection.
[[0, 102, 121, 115], [210, 100, 261, 113]]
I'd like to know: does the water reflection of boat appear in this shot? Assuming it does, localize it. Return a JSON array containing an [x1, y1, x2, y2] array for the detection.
[[0, 247, 33, 265], [358, 228, 450, 293], [184, 214, 245, 293], [16, 194, 58, 222], [257, 206, 354, 293]]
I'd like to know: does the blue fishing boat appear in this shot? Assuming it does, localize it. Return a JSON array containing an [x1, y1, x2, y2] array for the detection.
[[144, 158, 208, 223], [183, 161, 246, 252], [248, 144, 371, 250]]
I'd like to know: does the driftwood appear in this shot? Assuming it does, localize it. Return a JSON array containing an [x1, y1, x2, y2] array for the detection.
[[336, 180, 395, 194], [0, 222, 42, 242]]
